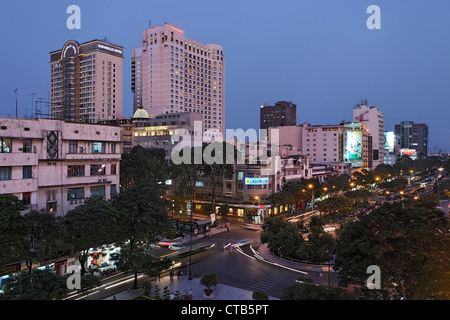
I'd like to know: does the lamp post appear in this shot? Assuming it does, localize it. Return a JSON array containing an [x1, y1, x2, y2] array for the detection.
[[437, 168, 444, 197], [375, 177, 380, 189], [408, 170, 414, 185], [302, 184, 328, 212]]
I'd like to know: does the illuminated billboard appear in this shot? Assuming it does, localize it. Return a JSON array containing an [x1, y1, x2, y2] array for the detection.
[[245, 177, 269, 185], [384, 131, 395, 153], [345, 131, 363, 160], [400, 148, 417, 160]]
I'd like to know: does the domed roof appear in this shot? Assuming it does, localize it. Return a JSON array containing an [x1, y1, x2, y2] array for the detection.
[[133, 107, 149, 119]]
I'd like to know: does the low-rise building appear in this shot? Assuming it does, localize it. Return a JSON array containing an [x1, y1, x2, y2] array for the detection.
[[0, 117, 121, 216]]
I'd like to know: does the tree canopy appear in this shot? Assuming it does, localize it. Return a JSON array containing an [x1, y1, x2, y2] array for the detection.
[[334, 199, 450, 300]]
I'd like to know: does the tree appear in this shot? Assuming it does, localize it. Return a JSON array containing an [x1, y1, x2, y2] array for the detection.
[[353, 169, 375, 187], [63, 197, 119, 275], [111, 247, 172, 290], [373, 164, 395, 180], [246, 208, 258, 222], [170, 146, 205, 217], [202, 142, 236, 214], [200, 272, 218, 295], [297, 217, 336, 263], [120, 145, 168, 191], [316, 196, 352, 218], [20, 210, 65, 275], [0, 194, 27, 266], [344, 189, 371, 205], [334, 200, 450, 299], [0, 268, 68, 300], [280, 277, 356, 300], [324, 174, 352, 194], [217, 203, 230, 216], [112, 181, 173, 288], [260, 217, 304, 257]]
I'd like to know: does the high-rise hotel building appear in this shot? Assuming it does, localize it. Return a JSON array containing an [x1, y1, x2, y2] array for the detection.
[[132, 23, 225, 134], [50, 40, 124, 123]]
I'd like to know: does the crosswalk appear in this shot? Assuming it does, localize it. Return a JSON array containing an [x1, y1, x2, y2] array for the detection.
[[246, 270, 287, 292]]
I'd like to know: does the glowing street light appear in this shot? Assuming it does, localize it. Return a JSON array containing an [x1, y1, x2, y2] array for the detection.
[[302, 185, 328, 211]]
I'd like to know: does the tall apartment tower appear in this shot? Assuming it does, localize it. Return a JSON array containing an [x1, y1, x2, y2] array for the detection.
[[50, 40, 124, 123], [132, 22, 225, 134], [353, 100, 384, 168], [394, 121, 429, 156], [260, 101, 297, 130]]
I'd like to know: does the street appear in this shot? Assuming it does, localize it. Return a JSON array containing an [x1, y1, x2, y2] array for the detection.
[[66, 221, 337, 300]]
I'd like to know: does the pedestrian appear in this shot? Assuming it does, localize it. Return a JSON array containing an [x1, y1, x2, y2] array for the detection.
[[177, 270, 182, 279], [170, 269, 174, 280]]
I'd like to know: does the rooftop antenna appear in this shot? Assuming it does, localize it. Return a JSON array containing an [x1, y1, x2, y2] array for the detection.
[[27, 93, 36, 114], [14, 88, 18, 118]]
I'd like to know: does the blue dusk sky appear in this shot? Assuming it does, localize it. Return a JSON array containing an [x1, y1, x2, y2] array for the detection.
[[0, 0, 449, 152]]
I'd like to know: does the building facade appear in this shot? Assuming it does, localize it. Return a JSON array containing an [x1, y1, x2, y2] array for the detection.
[[50, 39, 124, 123], [133, 110, 203, 162], [394, 121, 429, 156], [132, 22, 225, 134], [353, 101, 384, 168], [260, 101, 297, 130], [0, 117, 121, 216]]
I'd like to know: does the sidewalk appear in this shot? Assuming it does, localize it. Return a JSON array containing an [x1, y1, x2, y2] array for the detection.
[[103, 274, 279, 300], [254, 242, 335, 274]]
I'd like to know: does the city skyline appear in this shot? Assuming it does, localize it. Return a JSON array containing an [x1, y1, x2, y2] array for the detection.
[[0, 0, 449, 152]]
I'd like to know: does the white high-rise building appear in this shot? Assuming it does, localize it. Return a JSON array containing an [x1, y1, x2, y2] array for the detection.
[[353, 100, 384, 169], [132, 22, 225, 135]]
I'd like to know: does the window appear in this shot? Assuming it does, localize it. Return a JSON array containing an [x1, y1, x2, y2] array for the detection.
[[110, 184, 117, 196], [47, 190, 56, 202], [0, 138, 12, 153], [22, 192, 31, 205], [23, 166, 32, 179], [195, 181, 204, 187], [23, 139, 32, 153], [67, 187, 85, 200], [111, 164, 117, 175], [68, 165, 85, 177], [90, 185, 105, 198], [92, 142, 105, 153], [90, 164, 106, 176], [111, 142, 116, 154], [68, 141, 78, 154], [0, 167, 12, 180]]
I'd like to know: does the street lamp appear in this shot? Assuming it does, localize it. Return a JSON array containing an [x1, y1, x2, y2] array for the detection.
[[302, 184, 328, 211], [437, 168, 444, 197]]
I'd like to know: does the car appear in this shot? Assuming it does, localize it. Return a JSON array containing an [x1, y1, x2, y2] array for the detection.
[[232, 239, 254, 248], [242, 224, 263, 231], [168, 243, 186, 251]]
